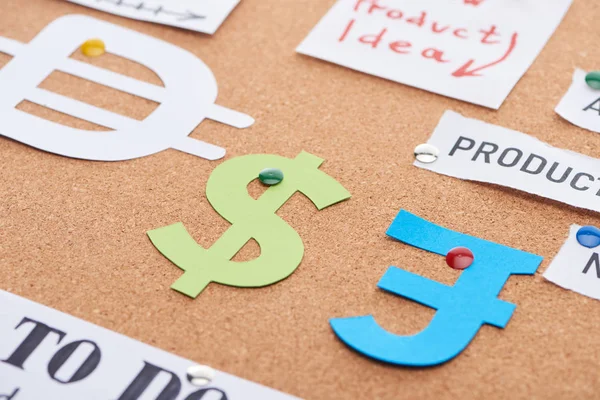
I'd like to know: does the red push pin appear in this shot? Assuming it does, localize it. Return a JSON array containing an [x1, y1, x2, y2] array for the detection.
[[446, 247, 474, 270]]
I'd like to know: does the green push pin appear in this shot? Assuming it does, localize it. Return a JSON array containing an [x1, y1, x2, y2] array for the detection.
[[259, 168, 284, 186], [585, 71, 600, 90]]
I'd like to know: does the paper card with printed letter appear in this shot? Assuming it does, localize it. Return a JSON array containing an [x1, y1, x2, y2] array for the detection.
[[0, 290, 299, 399], [297, 0, 572, 109], [555, 69, 600, 134], [544, 225, 600, 301], [415, 111, 600, 213], [0, 15, 254, 162], [65, 0, 240, 34]]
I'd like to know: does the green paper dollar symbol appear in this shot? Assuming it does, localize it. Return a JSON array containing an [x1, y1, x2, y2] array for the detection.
[[147, 151, 351, 298]]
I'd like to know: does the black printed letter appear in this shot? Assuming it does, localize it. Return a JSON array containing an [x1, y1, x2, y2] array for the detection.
[[570, 172, 594, 191], [546, 162, 573, 183], [48, 340, 101, 383], [2, 317, 65, 370], [471, 142, 499, 163], [118, 362, 181, 400], [448, 136, 475, 156], [520, 154, 547, 175], [583, 253, 600, 278], [497, 148, 523, 167], [583, 97, 600, 114], [0, 388, 19, 400]]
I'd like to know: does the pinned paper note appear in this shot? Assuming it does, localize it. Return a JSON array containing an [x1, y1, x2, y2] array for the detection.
[[297, 0, 572, 109], [66, 0, 240, 34], [148, 151, 351, 298], [556, 69, 600, 134], [544, 225, 600, 301], [330, 210, 542, 366], [0, 15, 254, 161], [415, 111, 600, 213], [0, 290, 298, 399]]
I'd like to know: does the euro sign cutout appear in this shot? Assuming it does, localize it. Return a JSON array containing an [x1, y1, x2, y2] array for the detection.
[[0, 15, 253, 161], [147, 151, 351, 298], [330, 210, 543, 367]]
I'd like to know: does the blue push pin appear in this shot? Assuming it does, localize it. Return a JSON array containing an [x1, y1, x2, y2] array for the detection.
[[576, 226, 600, 248]]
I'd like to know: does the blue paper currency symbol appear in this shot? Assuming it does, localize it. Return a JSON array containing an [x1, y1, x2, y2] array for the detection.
[[330, 210, 543, 367]]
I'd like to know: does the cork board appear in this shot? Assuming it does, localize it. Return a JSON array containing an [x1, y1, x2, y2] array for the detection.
[[1, 0, 600, 398]]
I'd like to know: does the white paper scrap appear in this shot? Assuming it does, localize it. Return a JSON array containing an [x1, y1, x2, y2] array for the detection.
[[415, 111, 600, 213], [544, 225, 600, 301], [0, 15, 254, 162], [297, 0, 573, 109], [0, 290, 299, 399], [66, 0, 240, 34], [555, 69, 600, 134]]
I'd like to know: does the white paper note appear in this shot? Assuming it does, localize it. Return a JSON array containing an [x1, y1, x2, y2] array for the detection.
[[544, 225, 600, 301], [66, 0, 240, 34], [415, 111, 600, 213], [0, 290, 299, 400], [555, 69, 600, 133], [0, 15, 254, 162], [297, 0, 572, 109]]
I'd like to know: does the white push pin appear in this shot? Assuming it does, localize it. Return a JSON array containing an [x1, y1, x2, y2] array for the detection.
[[414, 143, 439, 164], [186, 364, 216, 386], [0, 15, 254, 161]]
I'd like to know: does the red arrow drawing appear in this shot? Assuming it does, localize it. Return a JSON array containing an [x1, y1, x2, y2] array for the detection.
[[452, 32, 518, 77]]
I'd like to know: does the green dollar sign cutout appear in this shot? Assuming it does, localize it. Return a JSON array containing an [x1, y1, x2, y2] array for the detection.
[[147, 151, 351, 298]]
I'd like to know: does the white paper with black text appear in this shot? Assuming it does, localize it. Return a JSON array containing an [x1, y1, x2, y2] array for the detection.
[[65, 0, 240, 34], [415, 111, 600, 213], [555, 69, 600, 133], [0, 290, 299, 400], [297, 0, 572, 109], [543, 225, 600, 301]]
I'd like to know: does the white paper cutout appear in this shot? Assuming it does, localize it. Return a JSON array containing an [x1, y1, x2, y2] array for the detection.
[[544, 225, 600, 301], [0, 15, 254, 161], [66, 0, 240, 34], [415, 111, 600, 213], [555, 69, 600, 134], [0, 290, 299, 399], [297, 0, 572, 109]]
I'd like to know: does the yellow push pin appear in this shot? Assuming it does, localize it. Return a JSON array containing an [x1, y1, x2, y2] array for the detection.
[[80, 38, 105, 57]]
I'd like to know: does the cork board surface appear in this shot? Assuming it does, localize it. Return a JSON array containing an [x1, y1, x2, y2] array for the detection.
[[1, 0, 600, 398]]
